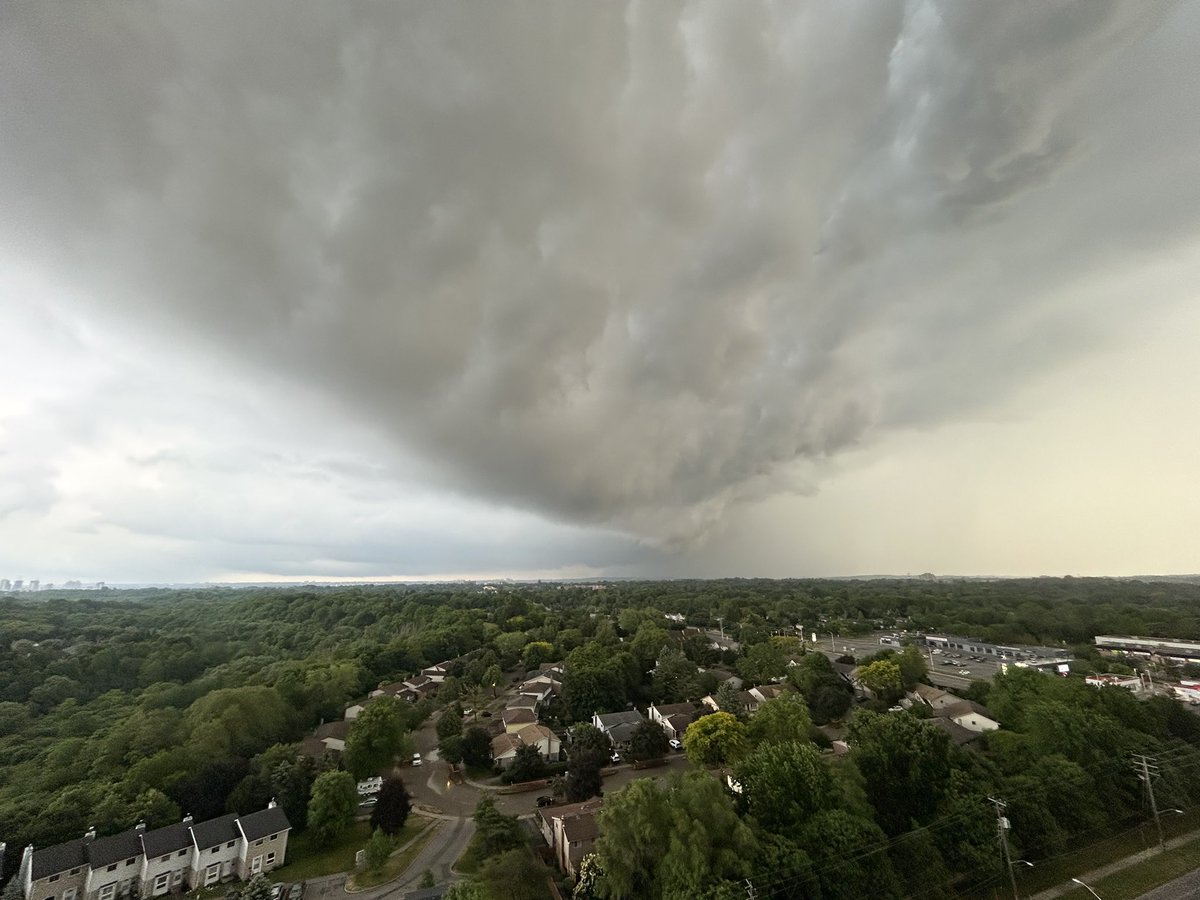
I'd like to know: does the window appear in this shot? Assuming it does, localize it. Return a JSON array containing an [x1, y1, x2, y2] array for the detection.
[[70, 869, 81, 876], [177, 850, 187, 858], [250, 857, 262, 875], [210, 848, 218, 855], [254, 840, 263, 847], [125, 858, 136, 866], [63, 888, 77, 900], [49, 875, 60, 883], [204, 866, 219, 887], [107, 865, 118, 873], [160, 856, 169, 863], [269, 834, 278, 841], [226, 842, 235, 849], [99, 884, 116, 900], [265, 853, 275, 866]]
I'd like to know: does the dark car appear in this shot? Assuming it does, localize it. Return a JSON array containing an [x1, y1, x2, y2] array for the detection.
[[536, 795, 554, 807]]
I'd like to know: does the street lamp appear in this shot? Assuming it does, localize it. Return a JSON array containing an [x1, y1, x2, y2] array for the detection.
[[1071, 877, 1103, 899]]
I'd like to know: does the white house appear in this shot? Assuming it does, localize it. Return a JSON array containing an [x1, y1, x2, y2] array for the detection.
[[591, 711, 645, 746], [938, 700, 1000, 733]]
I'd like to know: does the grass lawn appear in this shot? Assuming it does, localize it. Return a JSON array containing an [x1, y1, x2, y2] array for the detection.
[[454, 831, 488, 875], [1058, 836, 1200, 900], [349, 818, 439, 889], [270, 821, 372, 881]]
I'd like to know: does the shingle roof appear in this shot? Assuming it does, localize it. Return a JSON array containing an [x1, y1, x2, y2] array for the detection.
[[87, 828, 144, 868], [938, 700, 995, 721], [650, 702, 697, 717], [31, 838, 88, 881], [562, 813, 600, 844], [313, 720, 350, 741], [593, 711, 644, 728], [237, 806, 290, 842], [501, 708, 536, 725], [140, 821, 193, 858], [190, 813, 240, 851]]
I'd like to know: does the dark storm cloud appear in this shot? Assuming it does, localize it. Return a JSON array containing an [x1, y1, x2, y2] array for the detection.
[[0, 1, 1185, 544]]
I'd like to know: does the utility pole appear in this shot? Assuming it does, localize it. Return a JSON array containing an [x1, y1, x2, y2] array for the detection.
[[1133, 754, 1165, 852], [743, 879, 758, 899], [989, 796, 1019, 900]]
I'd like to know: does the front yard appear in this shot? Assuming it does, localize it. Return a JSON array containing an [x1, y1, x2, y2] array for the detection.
[[269, 822, 372, 881]]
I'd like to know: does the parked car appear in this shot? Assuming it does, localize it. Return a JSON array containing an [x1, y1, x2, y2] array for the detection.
[[668, 739, 682, 751], [358, 797, 377, 807], [536, 795, 554, 807], [412, 752, 423, 767], [610, 751, 622, 764]]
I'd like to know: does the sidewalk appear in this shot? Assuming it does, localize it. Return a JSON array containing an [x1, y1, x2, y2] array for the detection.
[[1031, 828, 1200, 899]]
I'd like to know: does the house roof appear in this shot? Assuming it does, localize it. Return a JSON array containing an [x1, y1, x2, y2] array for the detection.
[[237, 805, 291, 842], [911, 683, 950, 702], [938, 700, 996, 721], [140, 821, 193, 858], [314, 720, 351, 741], [593, 710, 644, 728], [376, 681, 408, 694], [501, 708, 536, 725], [650, 702, 697, 717], [515, 723, 557, 745], [298, 736, 330, 757], [926, 717, 980, 746], [664, 713, 693, 734], [189, 813, 240, 851], [562, 813, 600, 844], [507, 695, 539, 710], [606, 722, 640, 744], [31, 838, 88, 881], [87, 827, 144, 868], [491, 733, 521, 758], [750, 685, 785, 701], [537, 797, 603, 831]]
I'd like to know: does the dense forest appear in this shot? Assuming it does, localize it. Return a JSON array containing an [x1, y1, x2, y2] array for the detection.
[[2, 577, 1200, 897]]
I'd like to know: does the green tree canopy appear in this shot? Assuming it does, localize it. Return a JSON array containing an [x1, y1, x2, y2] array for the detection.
[[626, 719, 670, 763], [345, 699, 410, 779], [682, 712, 747, 768], [733, 740, 837, 836], [369, 775, 411, 836], [307, 770, 357, 843], [847, 711, 952, 836], [746, 691, 812, 747]]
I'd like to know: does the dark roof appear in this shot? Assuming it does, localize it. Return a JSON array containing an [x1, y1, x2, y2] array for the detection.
[[31, 838, 88, 881], [190, 813, 239, 851], [313, 720, 350, 741], [562, 813, 600, 844], [298, 736, 329, 757], [650, 702, 697, 717], [140, 821, 193, 858], [501, 708, 536, 724], [593, 710, 644, 728], [87, 828, 144, 868], [237, 806, 291, 842], [938, 700, 995, 721], [927, 717, 980, 746]]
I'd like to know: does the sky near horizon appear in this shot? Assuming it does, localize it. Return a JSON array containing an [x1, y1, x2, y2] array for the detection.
[[3, 2, 1200, 584]]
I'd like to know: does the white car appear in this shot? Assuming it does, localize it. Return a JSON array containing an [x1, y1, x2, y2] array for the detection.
[[412, 752, 423, 767], [668, 739, 682, 751], [610, 751, 622, 764]]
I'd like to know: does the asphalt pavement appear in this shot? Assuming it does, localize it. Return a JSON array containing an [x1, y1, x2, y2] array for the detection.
[[1136, 866, 1200, 899]]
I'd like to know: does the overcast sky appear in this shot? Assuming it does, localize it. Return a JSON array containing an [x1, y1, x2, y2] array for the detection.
[[3, 2, 1200, 584]]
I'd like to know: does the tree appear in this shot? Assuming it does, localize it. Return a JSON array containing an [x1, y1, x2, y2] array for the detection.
[[443, 884, 488, 900], [847, 711, 952, 835], [733, 741, 838, 836], [713, 682, 743, 716], [239, 875, 275, 900], [627, 719, 670, 764], [437, 710, 464, 741], [439, 734, 464, 765], [565, 725, 609, 802], [746, 692, 811, 748], [787, 653, 853, 724], [482, 664, 504, 698], [522, 641, 557, 672], [507, 744, 547, 783], [369, 776, 411, 835], [574, 854, 604, 900], [345, 699, 409, 779], [737, 641, 787, 685], [307, 770, 357, 843], [363, 828, 393, 872], [856, 659, 903, 705], [3, 876, 27, 900], [473, 794, 522, 858], [593, 772, 756, 900], [461, 725, 493, 769], [477, 849, 547, 900], [896, 645, 928, 689], [650, 648, 700, 704], [682, 712, 746, 768]]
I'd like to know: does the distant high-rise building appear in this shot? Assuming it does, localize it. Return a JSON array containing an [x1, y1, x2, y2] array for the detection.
[[28, 580, 39, 592], [64, 580, 82, 589], [0, 579, 10, 592], [12, 580, 23, 591]]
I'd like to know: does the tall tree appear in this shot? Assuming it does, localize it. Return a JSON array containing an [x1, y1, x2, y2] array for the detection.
[[626, 719, 670, 763], [345, 699, 409, 779], [461, 725, 494, 769], [846, 711, 952, 836], [746, 692, 811, 747], [733, 741, 837, 836], [307, 770, 357, 843], [682, 712, 747, 768], [239, 874, 275, 900], [369, 776, 411, 835], [856, 659, 903, 705]]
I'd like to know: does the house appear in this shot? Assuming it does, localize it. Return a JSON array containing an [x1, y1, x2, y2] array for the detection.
[[538, 798, 603, 878], [747, 685, 785, 706], [310, 720, 350, 754], [926, 717, 981, 747], [501, 708, 537, 733], [906, 684, 959, 711], [506, 694, 541, 713], [15, 804, 289, 900], [591, 711, 645, 746], [490, 724, 562, 770], [936, 700, 1000, 733], [699, 686, 778, 716], [343, 703, 366, 721], [646, 703, 698, 741]]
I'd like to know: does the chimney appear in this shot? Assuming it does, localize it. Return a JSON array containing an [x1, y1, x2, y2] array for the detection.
[[135, 822, 146, 833], [84, 827, 96, 843], [182, 814, 193, 826], [267, 798, 277, 810]]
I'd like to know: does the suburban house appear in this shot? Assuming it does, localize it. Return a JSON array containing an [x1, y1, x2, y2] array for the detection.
[[298, 720, 350, 759], [700, 684, 785, 716], [506, 694, 541, 713], [491, 724, 562, 770], [343, 703, 366, 721], [15, 803, 289, 900], [936, 700, 1000, 733], [906, 684, 960, 711], [926, 717, 980, 746], [501, 708, 537, 732], [538, 798, 603, 878], [591, 711, 645, 746], [646, 702, 698, 741], [371, 675, 438, 704]]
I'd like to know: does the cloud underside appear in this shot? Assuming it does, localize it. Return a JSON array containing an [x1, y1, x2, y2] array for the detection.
[[0, 0, 1190, 556]]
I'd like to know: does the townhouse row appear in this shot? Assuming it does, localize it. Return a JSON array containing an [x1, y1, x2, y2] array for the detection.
[[13, 802, 290, 900]]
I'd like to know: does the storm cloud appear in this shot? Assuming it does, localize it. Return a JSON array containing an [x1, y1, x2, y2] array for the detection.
[[3, 1, 1199, 578]]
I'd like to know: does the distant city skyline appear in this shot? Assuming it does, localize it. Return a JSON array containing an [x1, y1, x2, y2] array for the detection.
[[3, 4, 1200, 582]]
